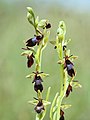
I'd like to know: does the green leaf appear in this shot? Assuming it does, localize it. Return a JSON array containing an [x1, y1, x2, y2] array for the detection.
[[56, 96, 61, 120], [50, 92, 59, 120], [53, 112, 57, 120], [52, 106, 57, 113], [46, 87, 51, 101]]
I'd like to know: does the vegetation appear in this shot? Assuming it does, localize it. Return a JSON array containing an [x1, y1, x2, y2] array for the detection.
[[0, 1, 89, 120]]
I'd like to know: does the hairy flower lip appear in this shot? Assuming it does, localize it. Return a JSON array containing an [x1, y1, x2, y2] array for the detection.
[[34, 83, 43, 92], [32, 75, 43, 92], [60, 109, 65, 120], [66, 84, 72, 97], [64, 56, 75, 77], [27, 53, 34, 68], [34, 100, 45, 114], [26, 35, 43, 47], [26, 37, 37, 47]]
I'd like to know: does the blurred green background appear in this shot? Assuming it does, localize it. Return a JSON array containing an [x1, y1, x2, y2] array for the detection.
[[0, 0, 90, 120]]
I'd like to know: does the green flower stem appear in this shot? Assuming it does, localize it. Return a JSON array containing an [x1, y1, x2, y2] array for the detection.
[[35, 29, 49, 72], [56, 43, 64, 120], [36, 114, 42, 120], [56, 21, 70, 120], [35, 45, 42, 72], [59, 43, 64, 95], [35, 30, 50, 120], [35, 39, 44, 120]]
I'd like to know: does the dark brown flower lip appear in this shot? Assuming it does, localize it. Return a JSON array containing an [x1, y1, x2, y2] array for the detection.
[[66, 84, 72, 97], [34, 99, 45, 114], [32, 74, 43, 93], [59, 116, 64, 120], [60, 109, 65, 120], [27, 53, 34, 68], [26, 35, 43, 47], [26, 37, 37, 47], [64, 56, 75, 77], [36, 35, 44, 40], [34, 80, 43, 92], [60, 109, 64, 116]]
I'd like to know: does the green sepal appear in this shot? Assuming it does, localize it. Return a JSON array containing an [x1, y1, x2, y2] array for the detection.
[[57, 60, 64, 64], [56, 21, 66, 42], [66, 49, 70, 56], [27, 12, 34, 25], [43, 100, 51, 106], [28, 99, 50, 107], [26, 72, 49, 79], [39, 73, 49, 78], [64, 39, 71, 46], [71, 81, 82, 88], [35, 16, 39, 28], [57, 30, 64, 42], [71, 55, 78, 60], [26, 73, 34, 79], [66, 38, 71, 44], [28, 99, 37, 105], [58, 21, 66, 35], [21, 47, 36, 56], [21, 50, 32, 56], [50, 40, 56, 45], [43, 30, 50, 46], [61, 104, 72, 110], [38, 19, 47, 28]]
